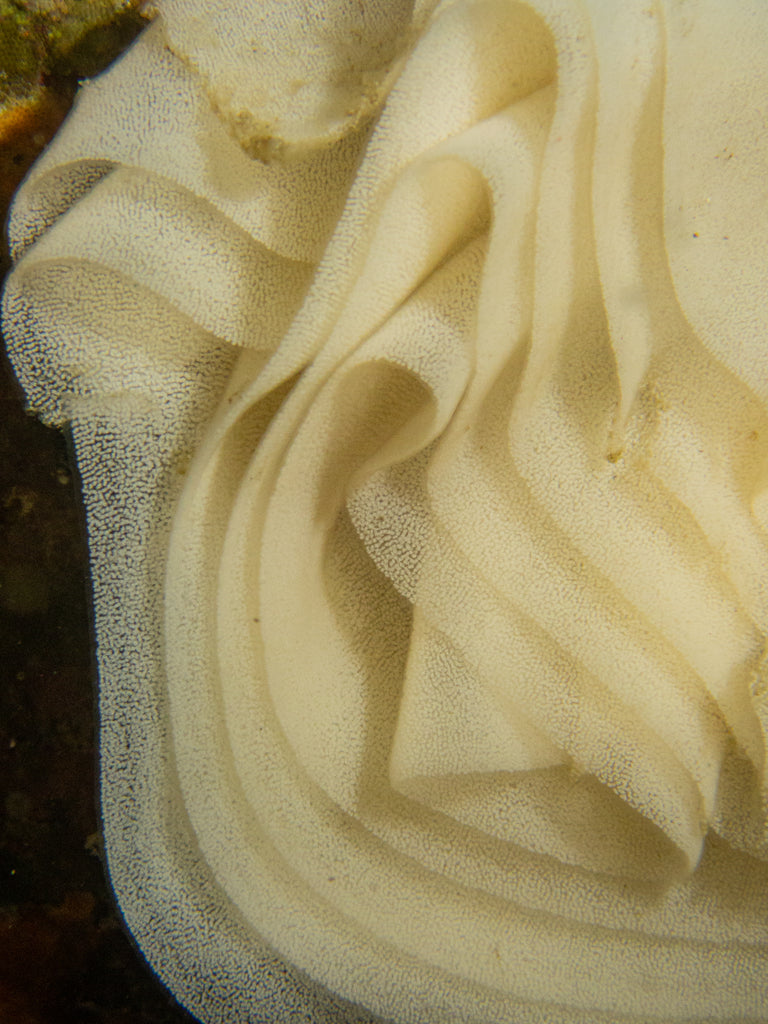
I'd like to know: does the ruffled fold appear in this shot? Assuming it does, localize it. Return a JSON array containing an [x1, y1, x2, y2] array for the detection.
[[4, 0, 768, 1021]]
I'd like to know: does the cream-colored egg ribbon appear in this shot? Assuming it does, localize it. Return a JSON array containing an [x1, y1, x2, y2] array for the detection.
[[4, 0, 768, 1020]]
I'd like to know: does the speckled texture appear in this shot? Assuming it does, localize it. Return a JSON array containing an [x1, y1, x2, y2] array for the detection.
[[5, 2, 768, 1021], [0, 324, 195, 1024], [0, 4, 193, 1021]]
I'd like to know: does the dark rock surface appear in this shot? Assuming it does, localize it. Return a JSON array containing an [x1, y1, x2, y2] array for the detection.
[[1, 6, 195, 1022]]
